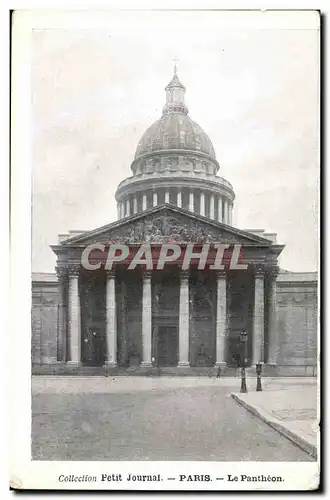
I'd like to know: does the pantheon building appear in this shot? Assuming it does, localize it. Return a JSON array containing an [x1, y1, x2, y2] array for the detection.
[[32, 68, 317, 376]]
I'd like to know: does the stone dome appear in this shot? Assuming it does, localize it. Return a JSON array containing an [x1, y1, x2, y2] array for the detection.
[[134, 113, 216, 160], [116, 66, 235, 226], [134, 68, 216, 162]]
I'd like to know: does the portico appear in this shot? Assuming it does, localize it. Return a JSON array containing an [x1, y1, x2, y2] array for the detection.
[[53, 204, 283, 373]]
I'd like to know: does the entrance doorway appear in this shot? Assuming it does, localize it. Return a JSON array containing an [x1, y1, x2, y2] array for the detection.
[[82, 327, 105, 366], [155, 326, 178, 367]]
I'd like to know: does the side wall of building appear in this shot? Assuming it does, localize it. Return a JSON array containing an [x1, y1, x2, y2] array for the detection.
[[275, 273, 318, 375], [32, 278, 59, 366]]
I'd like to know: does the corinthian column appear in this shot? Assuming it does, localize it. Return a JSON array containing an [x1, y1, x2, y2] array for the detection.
[[218, 196, 223, 223], [178, 270, 190, 366], [200, 192, 206, 216], [142, 194, 147, 211], [126, 199, 131, 216], [210, 194, 215, 219], [105, 269, 117, 366], [56, 266, 68, 362], [228, 204, 233, 226], [226, 202, 230, 225], [165, 190, 170, 203], [133, 197, 138, 214], [267, 266, 279, 365], [216, 271, 227, 366], [67, 264, 81, 364], [177, 190, 182, 208], [252, 265, 265, 365], [141, 271, 152, 366], [189, 191, 194, 212], [223, 199, 228, 224]]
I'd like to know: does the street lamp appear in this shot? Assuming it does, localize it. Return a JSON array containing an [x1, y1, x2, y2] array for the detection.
[[239, 330, 248, 393], [256, 363, 263, 391]]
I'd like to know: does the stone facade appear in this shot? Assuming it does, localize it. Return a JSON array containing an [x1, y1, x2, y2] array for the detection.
[[31, 267, 318, 375], [32, 68, 318, 376]]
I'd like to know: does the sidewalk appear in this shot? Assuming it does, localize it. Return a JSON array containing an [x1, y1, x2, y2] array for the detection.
[[231, 380, 319, 459]]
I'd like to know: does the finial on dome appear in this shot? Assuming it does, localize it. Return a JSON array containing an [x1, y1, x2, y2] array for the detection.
[[173, 56, 179, 76], [165, 59, 185, 91]]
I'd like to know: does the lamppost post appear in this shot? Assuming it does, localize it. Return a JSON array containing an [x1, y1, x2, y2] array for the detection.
[[240, 330, 248, 393], [256, 363, 263, 391]]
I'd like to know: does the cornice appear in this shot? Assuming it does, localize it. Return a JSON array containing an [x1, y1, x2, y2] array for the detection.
[[115, 174, 235, 202]]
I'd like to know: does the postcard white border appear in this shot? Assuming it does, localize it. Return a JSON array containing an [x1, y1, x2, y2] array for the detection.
[[9, 4, 323, 492]]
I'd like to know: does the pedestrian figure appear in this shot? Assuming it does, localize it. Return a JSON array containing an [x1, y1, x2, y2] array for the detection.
[[216, 365, 221, 378]]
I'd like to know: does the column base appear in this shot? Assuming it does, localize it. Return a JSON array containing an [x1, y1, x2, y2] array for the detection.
[[177, 361, 190, 367], [140, 361, 152, 367], [104, 361, 117, 368], [66, 360, 81, 366], [176, 362, 191, 376]]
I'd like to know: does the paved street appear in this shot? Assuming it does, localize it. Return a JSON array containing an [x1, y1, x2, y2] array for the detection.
[[32, 377, 315, 461]]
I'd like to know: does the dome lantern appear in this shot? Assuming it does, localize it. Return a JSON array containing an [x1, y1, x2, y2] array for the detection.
[[132, 66, 217, 168], [162, 62, 189, 116]]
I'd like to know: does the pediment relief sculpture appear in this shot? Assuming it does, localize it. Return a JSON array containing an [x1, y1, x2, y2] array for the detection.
[[83, 214, 249, 245]]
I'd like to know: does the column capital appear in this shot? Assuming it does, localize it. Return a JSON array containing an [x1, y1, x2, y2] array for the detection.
[[55, 266, 68, 280], [105, 269, 116, 279], [267, 265, 280, 280], [253, 264, 266, 277], [216, 270, 227, 280], [180, 270, 189, 281], [143, 270, 152, 280], [67, 264, 80, 277]]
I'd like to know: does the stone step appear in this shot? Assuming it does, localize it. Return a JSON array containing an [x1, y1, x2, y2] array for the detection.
[[32, 363, 317, 377]]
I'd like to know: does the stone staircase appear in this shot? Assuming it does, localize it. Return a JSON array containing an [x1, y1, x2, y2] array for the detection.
[[31, 363, 316, 377]]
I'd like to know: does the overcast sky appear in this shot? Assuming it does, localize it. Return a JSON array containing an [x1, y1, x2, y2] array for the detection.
[[31, 11, 319, 273]]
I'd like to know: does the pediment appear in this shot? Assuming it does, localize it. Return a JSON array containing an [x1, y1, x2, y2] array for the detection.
[[61, 205, 273, 247]]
